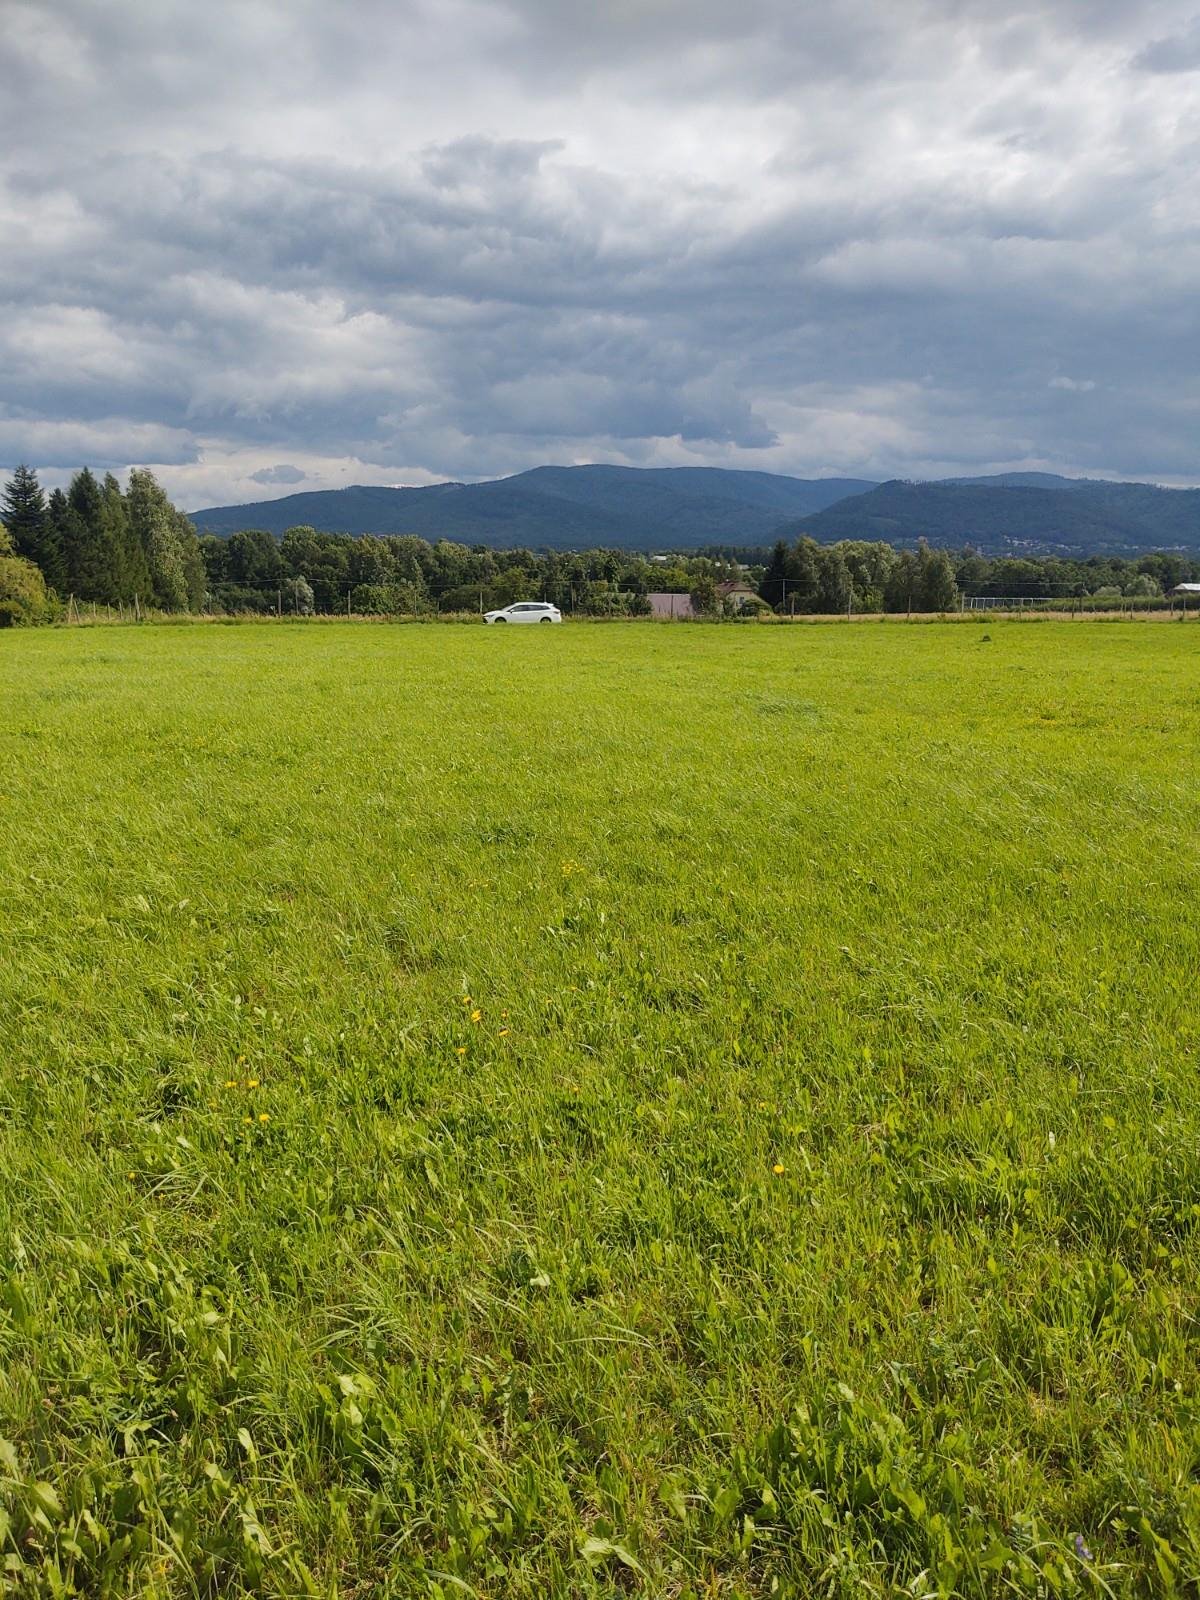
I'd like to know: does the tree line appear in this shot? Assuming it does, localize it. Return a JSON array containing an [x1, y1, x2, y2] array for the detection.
[[203, 529, 1200, 616], [4, 463, 1199, 626], [748, 538, 1199, 609], [197, 526, 748, 616], [0, 464, 204, 620]]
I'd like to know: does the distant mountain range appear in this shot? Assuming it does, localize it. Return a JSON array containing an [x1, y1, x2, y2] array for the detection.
[[191, 466, 874, 549], [192, 465, 1200, 555]]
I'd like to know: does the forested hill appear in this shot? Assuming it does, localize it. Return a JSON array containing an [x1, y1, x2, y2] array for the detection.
[[789, 479, 1200, 556], [192, 466, 1200, 554], [191, 466, 877, 548]]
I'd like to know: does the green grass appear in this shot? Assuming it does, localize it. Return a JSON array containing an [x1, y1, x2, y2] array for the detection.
[[1, 620, 1199, 1598]]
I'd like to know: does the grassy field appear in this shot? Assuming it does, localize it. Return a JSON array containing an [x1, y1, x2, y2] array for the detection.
[[1, 620, 1199, 1599]]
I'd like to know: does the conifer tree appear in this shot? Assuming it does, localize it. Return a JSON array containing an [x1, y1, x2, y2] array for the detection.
[[760, 540, 790, 610], [1, 465, 50, 567], [42, 490, 71, 595], [65, 468, 119, 602]]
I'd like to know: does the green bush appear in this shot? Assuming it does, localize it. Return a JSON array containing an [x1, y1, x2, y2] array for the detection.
[[351, 581, 430, 615], [0, 524, 56, 625]]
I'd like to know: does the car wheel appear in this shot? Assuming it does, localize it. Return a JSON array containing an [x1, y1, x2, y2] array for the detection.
[[494, 617, 506, 623], [540, 616, 553, 623]]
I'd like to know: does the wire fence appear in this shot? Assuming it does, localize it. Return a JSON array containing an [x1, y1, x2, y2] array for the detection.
[[199, 581, 654, 617], [58, 579, 1200, 624], [60, 595, 1200, 629], [963, 593, 1196, 616]]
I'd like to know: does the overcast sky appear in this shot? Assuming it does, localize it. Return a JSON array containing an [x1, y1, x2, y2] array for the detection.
[[3, 0, 1199, 509]]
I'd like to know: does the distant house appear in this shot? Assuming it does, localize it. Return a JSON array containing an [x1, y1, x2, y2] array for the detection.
[[647, 591, 695, 619], [1170, 583, 1200, 595], [717, 580, 761, 611]]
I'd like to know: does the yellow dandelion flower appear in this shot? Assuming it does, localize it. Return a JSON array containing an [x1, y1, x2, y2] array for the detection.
[[258, 1113, 270, 1123], [127, 1171, 136, 1179], [471, 1008, 482, 1022], [773, 1163, 786, 1175], [498, 1028, 509, 1037], [224, 1079, 238, 1088], [243, 1116, 253, 1124], [247, 1078, 260, 1088], [456, 1046, 467, 1057]]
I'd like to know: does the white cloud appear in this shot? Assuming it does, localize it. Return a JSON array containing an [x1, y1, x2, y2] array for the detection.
[[2, 0, 1199, 508]]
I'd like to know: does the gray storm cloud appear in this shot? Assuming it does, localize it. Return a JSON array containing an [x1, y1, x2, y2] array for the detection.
[[2, 0, 1198, 508]]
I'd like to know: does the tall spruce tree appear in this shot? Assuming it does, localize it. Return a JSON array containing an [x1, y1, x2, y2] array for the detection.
[[1, 465, 50, 567], [760, 540, 790, 610], [65, 468, 120, 603], [43, 490, 71, 595]]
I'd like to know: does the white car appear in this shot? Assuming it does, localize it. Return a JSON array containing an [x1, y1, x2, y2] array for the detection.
[[484, 601, 563, 624]]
